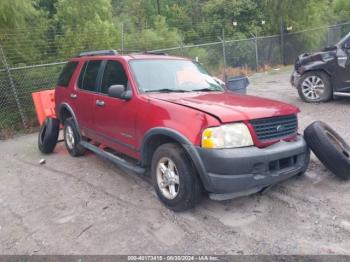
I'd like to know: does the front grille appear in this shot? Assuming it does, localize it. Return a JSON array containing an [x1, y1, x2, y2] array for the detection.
[[250, 115, 298, 141]]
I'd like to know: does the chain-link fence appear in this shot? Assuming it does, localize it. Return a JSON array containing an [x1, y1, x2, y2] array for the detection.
[[1, 22, 350, 138]]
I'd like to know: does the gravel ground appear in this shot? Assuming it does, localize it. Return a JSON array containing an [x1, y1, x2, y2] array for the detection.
[[0, 68, 349, 255]]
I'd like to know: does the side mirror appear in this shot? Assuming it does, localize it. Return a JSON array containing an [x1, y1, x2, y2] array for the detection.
[[108, 85, 132, 100]]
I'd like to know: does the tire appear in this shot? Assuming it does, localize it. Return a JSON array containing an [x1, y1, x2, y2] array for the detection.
[[38, 117, 60, 154], [63, 117, 86, 157], [304, 121, 350, 180], [297, 71, 332, 103], [151, 143, 202, 211]]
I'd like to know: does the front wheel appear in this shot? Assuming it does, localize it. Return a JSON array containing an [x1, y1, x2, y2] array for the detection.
[[64, 117, 86, 157], [151, 143, 202, 211], [297, 71, 332, 103]]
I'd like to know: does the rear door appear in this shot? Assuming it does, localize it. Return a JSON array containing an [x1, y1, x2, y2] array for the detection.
[[93, 59, 138, 157], [72, 60, 103, 137], [55, 61, 79, 115]]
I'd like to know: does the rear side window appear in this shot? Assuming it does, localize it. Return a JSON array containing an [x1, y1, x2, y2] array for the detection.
[[77, 60, 102, 92], [57, 61, 78, 87], [101, 60, 128, 94]]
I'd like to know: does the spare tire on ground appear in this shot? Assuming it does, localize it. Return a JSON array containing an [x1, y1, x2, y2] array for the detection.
[[304, 121, 350, 180], [38, 117, 60, 154]]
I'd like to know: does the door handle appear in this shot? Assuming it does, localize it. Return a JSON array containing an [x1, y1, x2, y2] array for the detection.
[[70, 93, 77, 99], [96, 100, 105, 107]]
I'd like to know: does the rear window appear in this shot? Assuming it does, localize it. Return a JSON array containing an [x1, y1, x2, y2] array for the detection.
[[57, 61, 78, 87]]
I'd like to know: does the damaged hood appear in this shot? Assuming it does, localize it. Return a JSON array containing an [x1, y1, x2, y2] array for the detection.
[[147, 92, 299, 123], [298, 50, 337, 65]]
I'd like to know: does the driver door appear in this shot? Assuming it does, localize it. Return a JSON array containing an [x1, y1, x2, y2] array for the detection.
[[335, 38, 350, 93], [93, 59, 138, 157]]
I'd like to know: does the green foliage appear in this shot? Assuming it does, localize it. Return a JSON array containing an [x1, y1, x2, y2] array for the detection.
[[0, 0, 350, 66], [202, 0, 264, 39], [334, 0, 350, 22], [125, 16, 181, 50], [0, 0, 43, 29], [0, 0, 47, 66], [187, 47, 209, 66], [54, 0, 118, 58]]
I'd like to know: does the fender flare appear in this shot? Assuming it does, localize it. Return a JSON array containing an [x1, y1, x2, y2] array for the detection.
[[58, 103, 81, 137], [302, 61, 333, 76], [141, 127, 211, 189]]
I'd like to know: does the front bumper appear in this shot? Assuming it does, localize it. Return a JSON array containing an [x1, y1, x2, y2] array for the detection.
[[196, 135, 309, 200], [291, 70, 301, 87]]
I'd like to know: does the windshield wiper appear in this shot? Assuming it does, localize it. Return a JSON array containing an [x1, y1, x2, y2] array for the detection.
[[192, 88, 222, 92], [145, 89, 190, 93]]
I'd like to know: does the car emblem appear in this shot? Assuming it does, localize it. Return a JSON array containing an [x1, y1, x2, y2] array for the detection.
[[276, 125, 285, 132]]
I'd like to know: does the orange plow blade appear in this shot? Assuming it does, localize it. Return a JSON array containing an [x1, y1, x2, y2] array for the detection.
[[31, 89, 56, 126]]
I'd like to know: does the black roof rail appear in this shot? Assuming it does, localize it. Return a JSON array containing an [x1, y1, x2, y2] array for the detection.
[[78, 50, 118, 57], [142, 51, 168, 56]]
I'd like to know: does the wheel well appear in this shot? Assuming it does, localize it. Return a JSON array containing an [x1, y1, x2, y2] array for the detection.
[[59, 106, 72, 124], [142, 135, 181, 167], [304, 69, 331, 79], [302, 69, 333, 91]]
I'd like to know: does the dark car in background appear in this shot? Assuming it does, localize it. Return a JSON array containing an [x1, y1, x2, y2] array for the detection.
[[291, 33, 350, 103]]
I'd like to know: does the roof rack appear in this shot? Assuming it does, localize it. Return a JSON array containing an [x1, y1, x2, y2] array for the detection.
[[142, 51, 168, 56], [78, 50, 118, 57]]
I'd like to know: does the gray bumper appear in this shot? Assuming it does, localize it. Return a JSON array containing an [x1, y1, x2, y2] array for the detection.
[[196, 135, 309, 199], [291, 71, 301, 87]]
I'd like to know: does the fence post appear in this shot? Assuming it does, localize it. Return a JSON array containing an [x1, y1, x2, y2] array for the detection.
[[222, 28, 227, 83], [254, 30, 259, 72], [280, 17, 285, 65], [121, 23, 124, 54], [180, 39, 184, 56], [327, 26, 330, 47], [218, 28, 227, 83], [0, 44, 27, 128]]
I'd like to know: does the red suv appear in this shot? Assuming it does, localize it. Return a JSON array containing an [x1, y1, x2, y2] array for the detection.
[[55, 50, 310, 211]]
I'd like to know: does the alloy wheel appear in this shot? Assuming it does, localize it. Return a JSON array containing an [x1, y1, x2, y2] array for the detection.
[[65, 125, 75, 149], [301, 76, 325, 100], [156, 157, 180, 200]]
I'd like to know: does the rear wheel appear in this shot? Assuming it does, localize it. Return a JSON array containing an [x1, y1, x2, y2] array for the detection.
[[151, 143, 202, 211], [297, 71, 332, 103], [64, 117, 86, 157]]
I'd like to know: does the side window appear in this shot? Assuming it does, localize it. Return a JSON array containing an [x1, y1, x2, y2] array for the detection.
[[77, 60, 102, 92], [77, 62, 88, 89], [57, 61, 78, 87], [100, 60, 128, 94]]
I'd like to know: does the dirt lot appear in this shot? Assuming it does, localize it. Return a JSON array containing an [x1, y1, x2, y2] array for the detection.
[[0, 68, 350, 255]]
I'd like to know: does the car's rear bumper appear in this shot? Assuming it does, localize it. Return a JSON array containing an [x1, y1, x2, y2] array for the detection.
[[196, 135, 309, 200], [291, 71, 301, 87]]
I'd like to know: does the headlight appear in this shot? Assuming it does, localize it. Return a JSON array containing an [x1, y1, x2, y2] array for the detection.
[[201, 123, 254, 149]]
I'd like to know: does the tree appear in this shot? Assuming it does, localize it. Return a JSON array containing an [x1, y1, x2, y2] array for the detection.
[[202, 0, 264, 40], [34, 0, 58, 18], [0, 0, 47, 66], [125, 16, 181, 50], [0, 0, 43, 28], [333, 0, 350, 22], [54, 0, 118, 58], [260, 0, 331, 33]]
